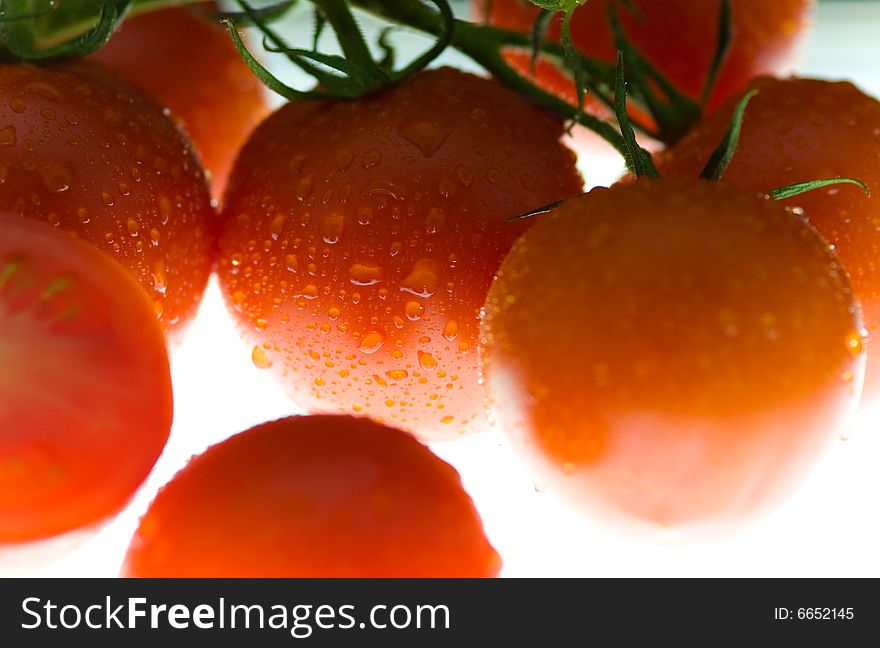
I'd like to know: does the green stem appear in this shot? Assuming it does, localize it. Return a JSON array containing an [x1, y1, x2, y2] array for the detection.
[[349, 0, 629, 158]]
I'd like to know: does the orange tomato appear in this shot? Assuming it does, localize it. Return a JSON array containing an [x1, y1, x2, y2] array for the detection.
[[123, 415, 501, 577], [0, 62, 215, 339], [481, 178, 864, 530], [0, 215, 172, 543], [217, 67, 582, 441], [657, 77, 880, 405], [93, 5, 269, 201]]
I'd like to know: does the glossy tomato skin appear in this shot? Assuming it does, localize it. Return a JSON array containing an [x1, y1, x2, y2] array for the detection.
[[0, 216, 172, 543], [218, 67, 583, 441], [484, 0, 813, 112], [656, 78, 880, 405], [481, 179, 864, 531], [92, 6, 269, 201], [123, 415, 500, 577], [0, 62, 214, 339]]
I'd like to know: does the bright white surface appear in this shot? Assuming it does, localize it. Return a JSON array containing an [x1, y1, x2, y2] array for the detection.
[[12, 1, 880, 577]]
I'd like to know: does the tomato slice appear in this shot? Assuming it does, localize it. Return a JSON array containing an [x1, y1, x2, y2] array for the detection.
[[0, 216, 172, 543]]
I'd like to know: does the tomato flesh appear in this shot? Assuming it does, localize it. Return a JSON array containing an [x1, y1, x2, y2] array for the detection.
[[0, 216, 172, 543]]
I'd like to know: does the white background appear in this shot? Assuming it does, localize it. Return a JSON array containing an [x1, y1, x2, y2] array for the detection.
[[4, 0, 880, 577]]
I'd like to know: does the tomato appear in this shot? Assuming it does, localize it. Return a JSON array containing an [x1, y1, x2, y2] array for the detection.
[[0, 215, 172, 543], [122, 415, 500, 577], [217, 67, 582, 441], [481, 178, 864, 530], [656, 78, 880, 406], [0, 62, 214, 339], [92, 5, 269, 201], [483, 0, 813, 114]]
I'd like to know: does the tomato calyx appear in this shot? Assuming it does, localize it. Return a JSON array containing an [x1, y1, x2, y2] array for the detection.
[[224, 0, 454, 101], [509, 76, 869, 221]]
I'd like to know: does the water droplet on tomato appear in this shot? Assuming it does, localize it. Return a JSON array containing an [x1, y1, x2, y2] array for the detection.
[[359, 331, 384, 354], [41, 165, 72, 192], [398, 116, 453, 158], [322, 212, 345, 244], [400, 259, 440, 298], [0, 125, 17, 148], [443, 320, 458, 341], [252, 346, 273, 369], [418, 350, 437, 371], [425, 207, 445, 234], [405, 301, 424, 321], [350, 263, 382, 286], [362, 150, 382, 169], [126, 218, 140, 236]]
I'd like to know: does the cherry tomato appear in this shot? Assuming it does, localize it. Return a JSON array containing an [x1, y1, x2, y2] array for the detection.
[[0, 215, 172, 544], [483, 0, 813, 113], [92, 5, 269, 201], [217, 67, 582, 441], [0, 62, 214, 339], [123, 415, 500, 577], [481, 178, 864, 530], [656, 78, 880, 405]]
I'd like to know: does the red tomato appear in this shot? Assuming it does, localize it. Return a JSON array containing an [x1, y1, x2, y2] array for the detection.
[[122, 415, 500, 577], [0, 215, 172, 544], [217, 67, 582, 441], [0, 62, 214, 340], [483, 0, 813, 114], [92, 6, 269, 201], [656, 78, 880, 406], [481, 179, 864, 530]]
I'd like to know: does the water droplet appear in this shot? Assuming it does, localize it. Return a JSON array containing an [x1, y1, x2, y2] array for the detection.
[[390, 241, 403, 257], [126, 218, 140, 236], [362, 149, 382, 169], [487, 168, 501, 184], [27, 81, 64, 102], [425, 207, 445, 234], [252, 346, 272, 369], [405, 301, 424, 321], [350, 262, 382, 286], [455, 164, 473, 187], [101, 191, 115, 207], [322, 212, 345, 244], [285, 254, 298, 273], [255, 318, 268, 331], [297, 284, 319, 299], [443, 320, 458, 341], [419, 336, 431, 345], [359, 331, 385, 354], [398, 116, 453, 157], [159, 196, 172, 224], [77, 207, 90, 224], [296, 175, 314, 202], [846, 331, 865, 357], [0, 125, 17, 148], [152, 260, 167, 295], [441, 415, 454, 425], [270, 213, 285, 240], [400, 258, 440, 297], [418, 350, 437, 371], [41, 165, 72, 192], [386, 369, 408, 382], [10, 96, 27, 113]]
